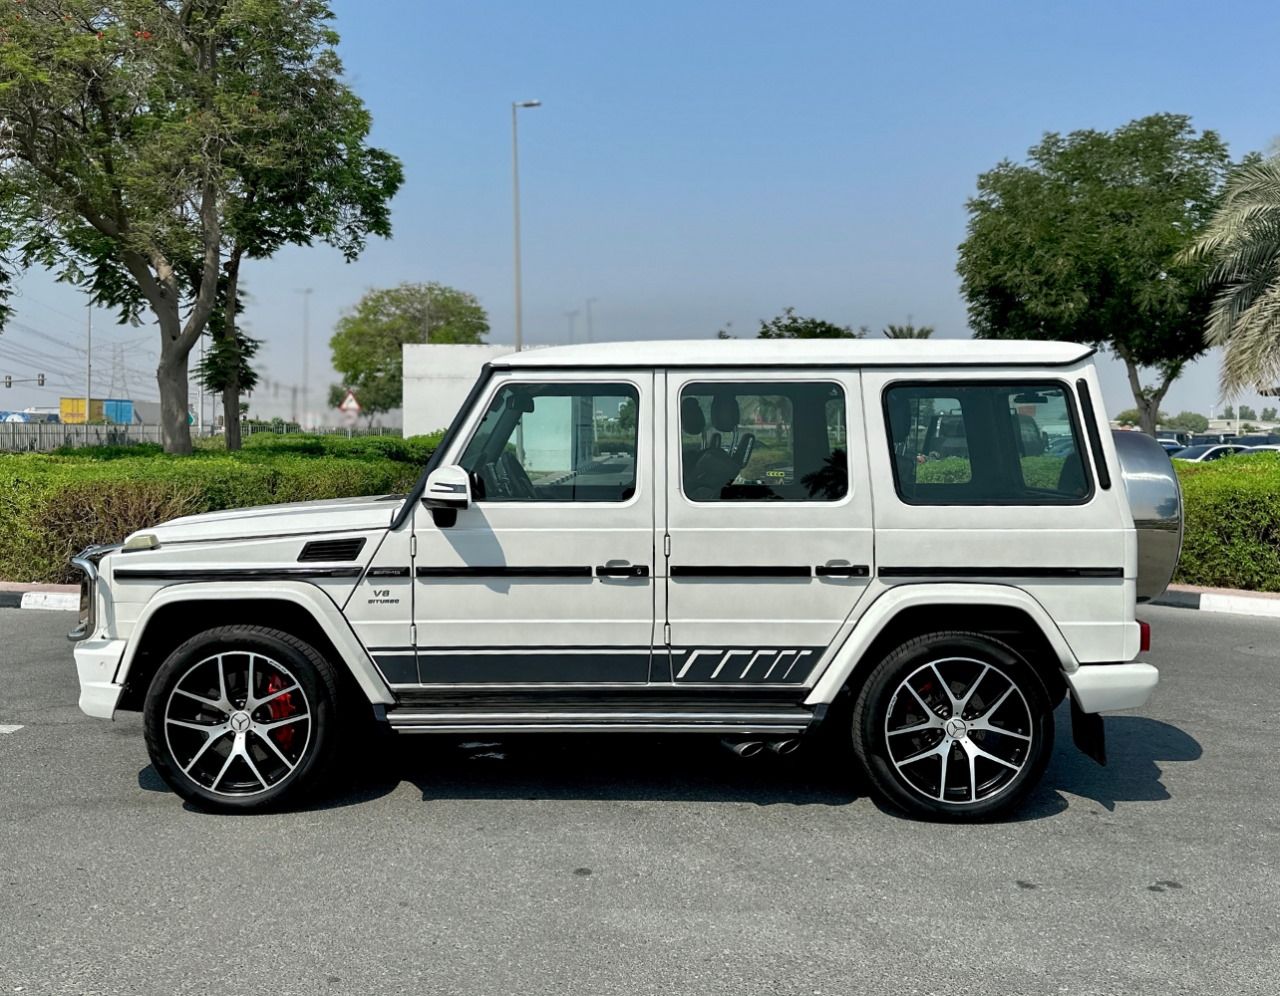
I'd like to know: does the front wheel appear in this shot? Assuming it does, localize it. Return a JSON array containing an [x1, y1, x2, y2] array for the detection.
[[143, 626, 342, 812], [852, 631, 1054, 821]]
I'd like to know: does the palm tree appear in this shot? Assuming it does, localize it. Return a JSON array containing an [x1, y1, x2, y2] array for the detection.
[[882, 322, 934, 339], [1186, 158, 1280, 392]]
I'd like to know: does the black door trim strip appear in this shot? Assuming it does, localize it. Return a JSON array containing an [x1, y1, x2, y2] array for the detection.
[[878, 566, 1124, 579], [671, 565, 812, 579], [416, 565, 593, 578], [114, 566, 364, 581]]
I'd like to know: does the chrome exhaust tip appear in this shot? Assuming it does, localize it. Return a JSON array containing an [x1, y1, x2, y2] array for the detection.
[[768, 738, 800, 756]]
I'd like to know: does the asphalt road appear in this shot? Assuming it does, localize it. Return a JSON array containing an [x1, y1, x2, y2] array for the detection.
[[0, 605, 1276, 996]]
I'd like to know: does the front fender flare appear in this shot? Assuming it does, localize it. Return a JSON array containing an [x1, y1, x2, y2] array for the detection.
[[804, 582, 1079, 706], [114, 580, 395, 705]]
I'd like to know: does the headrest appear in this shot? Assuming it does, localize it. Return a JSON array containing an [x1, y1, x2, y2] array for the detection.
[[710, 394, 740, 433], [887, 394, 911, 437], [680, 396, 705, 435]]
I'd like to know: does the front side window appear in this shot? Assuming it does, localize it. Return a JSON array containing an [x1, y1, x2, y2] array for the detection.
[[679, 381, 848, 502], [885, 382, 1090, 504], [460, 382, 638, 502]]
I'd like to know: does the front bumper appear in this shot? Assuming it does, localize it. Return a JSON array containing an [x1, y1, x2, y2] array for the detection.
[[1065, 662, 1158, 713], [74, 639, 126, 719]]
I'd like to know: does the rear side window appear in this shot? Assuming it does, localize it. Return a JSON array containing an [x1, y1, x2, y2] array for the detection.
[[884, 382, 1091, 504], [679, 381, 848, 501]]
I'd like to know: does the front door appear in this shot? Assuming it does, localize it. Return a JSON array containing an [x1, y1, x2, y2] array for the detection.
[[662, 369, 874, 688], [411, 370, 657, 684]]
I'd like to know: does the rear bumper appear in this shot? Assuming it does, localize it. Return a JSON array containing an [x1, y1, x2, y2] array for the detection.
[[74, 639, 126, 719], [1065, 662, 1158, 713]]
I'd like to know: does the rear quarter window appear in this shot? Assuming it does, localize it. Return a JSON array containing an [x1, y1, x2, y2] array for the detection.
[[884, 382, 1092, 505]]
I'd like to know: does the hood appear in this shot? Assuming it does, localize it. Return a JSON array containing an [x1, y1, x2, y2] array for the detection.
[[138, 495, 403, 545]]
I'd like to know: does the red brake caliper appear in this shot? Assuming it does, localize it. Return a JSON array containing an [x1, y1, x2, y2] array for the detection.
[[265, 673, 296, 752]]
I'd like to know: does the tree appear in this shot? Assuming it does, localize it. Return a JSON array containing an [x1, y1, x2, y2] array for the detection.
[[1238, 404, 1257, 421], [0, 2, 401, 452], [882, 323, 935, 339], [329, 283, 489, 416], [1263, 407, 1277, 422], [1184, 158, 1280, 394], [1115, 408, 1166, 427], [1163, 410, 1209, 432], [958, 114, 1231, 436], [1223, 405, 1236, 420], [756, 308, 866, 339]]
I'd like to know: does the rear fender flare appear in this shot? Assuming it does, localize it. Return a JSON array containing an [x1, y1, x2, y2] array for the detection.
[[804, 582, 1078, 706]]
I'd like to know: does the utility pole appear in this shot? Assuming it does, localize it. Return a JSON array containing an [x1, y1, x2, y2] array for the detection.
[[585, 298, 596, 343], [298, 288, 313, 428], [565, 309, 579, 344], [84, 303, 92, 425]]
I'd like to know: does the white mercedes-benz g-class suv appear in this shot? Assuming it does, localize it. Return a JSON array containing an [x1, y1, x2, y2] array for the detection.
[[69, 339, 1180, 819]]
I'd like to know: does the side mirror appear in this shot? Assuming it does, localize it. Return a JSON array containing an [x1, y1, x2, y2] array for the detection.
[[422, 464, 472, 511]]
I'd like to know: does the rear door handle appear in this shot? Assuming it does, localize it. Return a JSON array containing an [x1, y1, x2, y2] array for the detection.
[[596, 564, 650, 578], [815, 564, 870, 578]]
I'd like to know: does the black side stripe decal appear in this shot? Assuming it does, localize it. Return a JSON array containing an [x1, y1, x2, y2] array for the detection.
[[114, 567, 364, 581], [416, 566, 592, 578], [671, 566, 812, 579], [878, 566, 1124, 579], [365, 566, 411, 578]]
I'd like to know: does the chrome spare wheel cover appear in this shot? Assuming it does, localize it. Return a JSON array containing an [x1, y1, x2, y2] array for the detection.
[[884, 656, 1033, 807], [163, 651, 312, 798]]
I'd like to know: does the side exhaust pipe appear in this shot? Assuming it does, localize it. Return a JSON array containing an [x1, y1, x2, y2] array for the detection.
[[768, 738, 800, 756], [721, 738, 765, 758]]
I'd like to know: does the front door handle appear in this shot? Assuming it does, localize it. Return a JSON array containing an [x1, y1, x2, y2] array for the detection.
[[596, 563, 650, 578], [815, 563, 870, 578]]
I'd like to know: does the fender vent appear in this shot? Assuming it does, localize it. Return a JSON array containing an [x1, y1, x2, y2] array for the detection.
[[298, 537, 367, 562]]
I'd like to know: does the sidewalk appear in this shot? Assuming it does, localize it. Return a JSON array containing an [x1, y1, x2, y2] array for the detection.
[[0, 581, 78, 611], [1152, 583, 1280, 618]]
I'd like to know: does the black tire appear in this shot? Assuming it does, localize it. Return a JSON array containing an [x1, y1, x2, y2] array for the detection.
[[851, 630, 1054, 821], [143, 626, 343, 813]]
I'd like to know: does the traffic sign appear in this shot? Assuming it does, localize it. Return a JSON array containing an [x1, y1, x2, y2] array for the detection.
[[338, 389, 361, 426]]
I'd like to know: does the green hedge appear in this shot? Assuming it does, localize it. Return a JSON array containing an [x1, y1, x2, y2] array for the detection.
[[0, 434, 442, 584], [1173, 453, 1280, 591]]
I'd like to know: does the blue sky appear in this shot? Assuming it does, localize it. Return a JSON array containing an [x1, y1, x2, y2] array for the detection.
[[7, 0, 1280, 422]]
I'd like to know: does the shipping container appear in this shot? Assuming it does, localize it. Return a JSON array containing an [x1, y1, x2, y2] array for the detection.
[[59, 398, 106, 424], [103, 399, 134, 425]]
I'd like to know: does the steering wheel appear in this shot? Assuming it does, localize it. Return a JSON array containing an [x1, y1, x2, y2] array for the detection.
[[496, 450, 537, 499]]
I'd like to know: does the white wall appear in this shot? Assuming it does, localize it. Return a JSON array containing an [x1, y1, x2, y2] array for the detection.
[[402, 343, 514, 437]]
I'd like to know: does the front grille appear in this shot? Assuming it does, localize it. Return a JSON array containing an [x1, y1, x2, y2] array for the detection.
[[298, 537, 367, 562]]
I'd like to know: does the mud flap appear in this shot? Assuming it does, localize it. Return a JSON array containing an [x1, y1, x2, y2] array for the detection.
[[1070, 696, 1106, 765]]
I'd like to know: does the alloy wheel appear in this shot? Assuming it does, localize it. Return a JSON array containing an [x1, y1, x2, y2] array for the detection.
[[163, 651, 312, 798]]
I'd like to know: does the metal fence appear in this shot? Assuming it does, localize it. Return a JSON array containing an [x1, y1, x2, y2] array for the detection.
[[0, 422, 402, 452]]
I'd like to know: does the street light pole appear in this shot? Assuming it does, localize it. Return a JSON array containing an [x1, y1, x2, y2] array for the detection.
[[297, 288, 313, 428], [585, 297, 597, 343], [511, 99, 541, 352]]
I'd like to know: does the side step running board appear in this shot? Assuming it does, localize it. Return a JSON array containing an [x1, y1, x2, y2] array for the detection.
[[384, 706, 815, 736]]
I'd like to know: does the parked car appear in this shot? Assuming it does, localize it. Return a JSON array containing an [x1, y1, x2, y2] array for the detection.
[[1156, 439, 1184, 454], [1225, 434, 1280, 447], [70, 339, 1179, 821], [1170, 443, 1251, 462]]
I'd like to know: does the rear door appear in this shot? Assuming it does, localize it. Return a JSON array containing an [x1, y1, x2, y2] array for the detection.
[[661, 369, 874, 688]]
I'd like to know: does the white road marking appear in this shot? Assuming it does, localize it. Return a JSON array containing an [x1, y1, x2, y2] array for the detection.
[[0, 724, 24, 734], [19, 591, 79, 612]]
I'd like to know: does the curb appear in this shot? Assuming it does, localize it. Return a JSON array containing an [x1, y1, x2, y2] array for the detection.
[[0, 585, 79, 612], [1151, 587, 1280, 619]]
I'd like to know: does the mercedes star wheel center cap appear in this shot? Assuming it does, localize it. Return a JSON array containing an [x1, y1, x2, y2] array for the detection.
[[230, 711, 251, 733], [944, 717, 968, 739]]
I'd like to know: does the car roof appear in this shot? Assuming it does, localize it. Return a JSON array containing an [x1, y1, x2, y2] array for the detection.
[[492, 338, 1096, 370]]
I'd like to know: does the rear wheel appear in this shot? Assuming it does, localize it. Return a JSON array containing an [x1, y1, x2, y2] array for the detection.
[[852, 631, 1054, 821], [143, 626, 342, 812]]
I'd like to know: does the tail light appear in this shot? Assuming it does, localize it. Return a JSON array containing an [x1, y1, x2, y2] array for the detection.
[[1138, 620, 1151, 654]]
